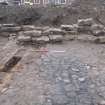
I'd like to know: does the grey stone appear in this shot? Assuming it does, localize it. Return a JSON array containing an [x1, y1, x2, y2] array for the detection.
[[32, 36, 49, 43], [34, 26, 50, 31], [99, 100, 105, 105], [91, 24, 104, 31], [66, 91, 76, 97], [77, 26, 91, 33], [46, 99, 52, 105], [21, 30, 42, 37], [17, 35, 31, 42], [64, 35, 77, 41], [47, 28, 65, 35], [0, 32, 10, 37], [77, 34, 97, 42], [72, 68, 80, 72], [64, 84, 74, 92], [77, 18, 94, 26], [63, 79, 70, 83], [78, 77, 86, 82], [0, 26, 21, 32], [2, 24, 16, 27], [61, 24, 77, 31], [21, 25, 35, 31], [52, 94, 69, 104], [72, 75, 78, 79], [49, 35, 63, 42], [95, 36, 105, 43], [85, 65, 90, 70], [92, 30, 105, 36]]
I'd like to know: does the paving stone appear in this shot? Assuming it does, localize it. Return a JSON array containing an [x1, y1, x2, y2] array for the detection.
[[39, 55, 96, 105], [64, 84, 74, 92], [46, 99, 52, 105], [72, 75, 78, 79], [52, 94, 69, 104], [78, 77, 86, 82], [63, 79, 70, 83], [99, 100, 105, 105], [66, 91, 76, 97], [72, 68, 80, 72]]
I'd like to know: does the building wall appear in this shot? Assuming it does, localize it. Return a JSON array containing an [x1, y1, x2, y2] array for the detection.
[[9, 0, 73, 6]]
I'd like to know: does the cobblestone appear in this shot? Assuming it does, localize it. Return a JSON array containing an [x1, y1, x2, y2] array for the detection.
[[39, 54, 96, 105]]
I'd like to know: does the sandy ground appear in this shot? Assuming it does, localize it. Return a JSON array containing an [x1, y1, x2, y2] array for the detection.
[[0, 40, 105, 105]]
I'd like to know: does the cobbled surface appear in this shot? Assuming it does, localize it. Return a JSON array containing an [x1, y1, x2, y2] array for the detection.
[[39, 54, 96, 105]]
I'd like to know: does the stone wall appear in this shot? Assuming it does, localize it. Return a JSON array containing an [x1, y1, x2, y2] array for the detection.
[[1, 18, 105, 45]]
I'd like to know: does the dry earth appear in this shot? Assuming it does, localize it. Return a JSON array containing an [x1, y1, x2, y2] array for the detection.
[[0, 37, 105, 105]]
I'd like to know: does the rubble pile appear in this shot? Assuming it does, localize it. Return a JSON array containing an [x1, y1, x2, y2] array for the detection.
[[1, 18, 105, 45]]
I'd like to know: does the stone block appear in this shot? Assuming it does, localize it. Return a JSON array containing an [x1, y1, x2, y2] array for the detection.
[[91, 24, 104, 31], [23, 30, 42, 37], [95, 36, 105, 43], [46, 28, 65, 35], [64, 35, 77, 41], [0, 26, 21, 32], [61, 24, 78, 32], [77, 34, 97, 42], [35, 26, 50, 31], [0, 32, 10, 37], [61, 25, 74, 31], [92, 30, 105, 36], [77, 18, 94, 26], [17, 35, 31, 42], [2, 24, 17, 27], [77, 26, 91, 33], [91, 24, 105, 36], [21, 25, 35, 31], [49, 35, 63, 42], [32, 36, 49, 43]]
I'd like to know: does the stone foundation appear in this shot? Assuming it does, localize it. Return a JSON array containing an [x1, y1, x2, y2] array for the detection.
[[1, 18, 105, 45]]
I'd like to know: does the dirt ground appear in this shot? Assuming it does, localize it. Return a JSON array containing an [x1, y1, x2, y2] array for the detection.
[[0, 38, 105, 105]]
